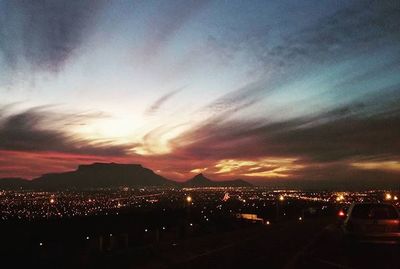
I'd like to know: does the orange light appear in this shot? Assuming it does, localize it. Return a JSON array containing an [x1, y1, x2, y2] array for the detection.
[[338, 210, 345, 217], [49, 198, 55, 204], [186, 196, 192, 203]]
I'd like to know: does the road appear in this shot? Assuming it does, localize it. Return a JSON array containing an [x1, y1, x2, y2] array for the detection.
[[291, 224, 400, 269], [95, 218, 399, 269]]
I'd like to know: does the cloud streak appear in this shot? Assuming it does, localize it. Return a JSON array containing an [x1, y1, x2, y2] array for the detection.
[[0, 0, 104, 72], [0, 106, 132, 156], [145, 88, 183, 115]]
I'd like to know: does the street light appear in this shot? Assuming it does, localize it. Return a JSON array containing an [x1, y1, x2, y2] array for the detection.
[[276, 194, 285, 222]]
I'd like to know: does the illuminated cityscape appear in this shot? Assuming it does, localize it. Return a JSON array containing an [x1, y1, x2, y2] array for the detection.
[[1, 188, 398, 221]]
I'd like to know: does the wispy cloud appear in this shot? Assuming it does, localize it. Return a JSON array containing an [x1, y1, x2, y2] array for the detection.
[[145, 87, 184, 115], [0, 0, 104, 72], [0, 105, 133, 156]]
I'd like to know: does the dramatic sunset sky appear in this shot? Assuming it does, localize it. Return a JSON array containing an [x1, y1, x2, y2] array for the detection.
[[0, 0, 399, 187]]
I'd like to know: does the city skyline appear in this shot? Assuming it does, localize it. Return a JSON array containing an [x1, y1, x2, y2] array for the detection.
[[1, 1, 400, 187]]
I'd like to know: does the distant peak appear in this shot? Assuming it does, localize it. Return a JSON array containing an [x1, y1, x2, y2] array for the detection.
[[191, 173, 211, 181]]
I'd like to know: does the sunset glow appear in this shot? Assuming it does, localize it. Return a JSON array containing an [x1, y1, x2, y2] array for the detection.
[[1, 1, 399, 188]]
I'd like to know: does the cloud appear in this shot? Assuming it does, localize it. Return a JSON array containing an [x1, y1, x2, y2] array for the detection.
[[0, 105, 132, 156], [0, 0, 104, 72], [145, 87, 183, 115], [171, 93, 400, 166], [250, 0, 400, 70], [137, 0, 210, 61]]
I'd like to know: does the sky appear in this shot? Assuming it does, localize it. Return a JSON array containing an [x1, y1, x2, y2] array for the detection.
[[0, 0, 399, 188]]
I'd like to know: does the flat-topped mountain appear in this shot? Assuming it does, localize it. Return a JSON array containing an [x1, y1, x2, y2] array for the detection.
[[0, 163, 251, 190], [31, 163, 176, 190]]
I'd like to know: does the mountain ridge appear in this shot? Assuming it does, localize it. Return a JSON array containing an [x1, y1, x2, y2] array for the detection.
[[0, 163, 252, 190]]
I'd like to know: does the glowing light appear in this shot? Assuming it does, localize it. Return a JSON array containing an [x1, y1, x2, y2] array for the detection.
[[266, 221, 270, 225], [49, 198, 55, 204], [336, 194, 345, 202], [298, 217, 302, 221], [214, 158, 304, 178], [86, 236, 90, 240], [338, 210, 346, 217], [186, 196, 192, 203], [39, 242, 43, 246], [385, 193, 392, 200], [279, 195, 285, 201], [351, 160, 400, 172], [394, 196, 398, 201]]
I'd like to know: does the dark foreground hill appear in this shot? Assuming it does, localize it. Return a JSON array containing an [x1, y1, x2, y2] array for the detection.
[[0, 163, 252, 190]]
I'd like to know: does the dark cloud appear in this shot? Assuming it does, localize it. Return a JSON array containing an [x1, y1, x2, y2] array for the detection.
[[0, 0, 104, 72], [172, 95, 400, 163], [0, 106, 132, 156], [250, 0, 400, 70]]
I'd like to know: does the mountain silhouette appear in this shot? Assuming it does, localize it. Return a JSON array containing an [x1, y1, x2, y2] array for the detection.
[[184, 173, 251, 187], [30, 163, 176, 190], [0, 163, 251, 190], [0, 177, 30, 189]]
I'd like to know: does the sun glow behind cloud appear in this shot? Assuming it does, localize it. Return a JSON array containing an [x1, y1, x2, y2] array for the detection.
[[214, 158, 304, 178], [1, 1, 400, 187]]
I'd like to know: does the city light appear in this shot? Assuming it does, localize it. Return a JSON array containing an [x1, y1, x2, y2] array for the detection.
[[385, 193, 392, 200], [336, 194, 345, 202], [186, 196, 192, 203], [279, 195, 285, 201], [338, 210, 346, 217]]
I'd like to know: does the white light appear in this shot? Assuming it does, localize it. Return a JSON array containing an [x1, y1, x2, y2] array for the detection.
[[86, 236, 90, 240], [266, 221, 270, 225], [162, 226, 166, 230], [145, 229, 148, 232], [189, 223, 193, 226], [299, 217, 302, 221], [39, 242, 43, 246], [109, 234, 113, 237]]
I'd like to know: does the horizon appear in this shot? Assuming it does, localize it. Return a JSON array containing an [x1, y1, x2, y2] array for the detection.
[[1, 1, 400, 189], [1, 161, 399, 190]]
